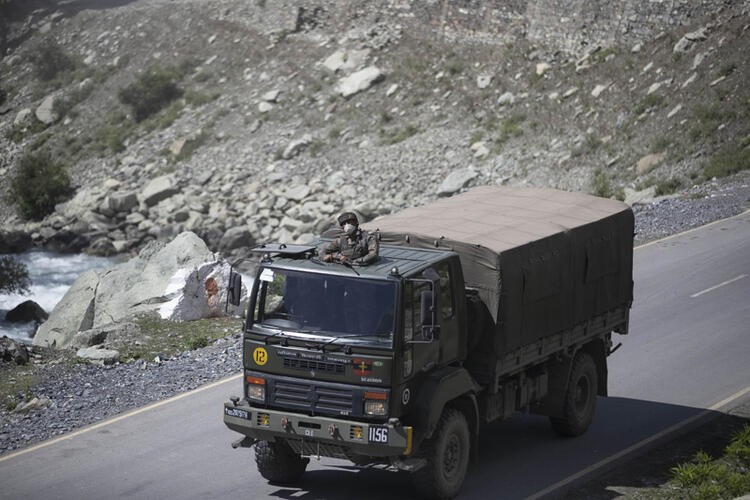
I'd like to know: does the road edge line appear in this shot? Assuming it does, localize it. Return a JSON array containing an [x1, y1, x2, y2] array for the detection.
[[525, 385, 750, 500], [0, 373, 242, 463]]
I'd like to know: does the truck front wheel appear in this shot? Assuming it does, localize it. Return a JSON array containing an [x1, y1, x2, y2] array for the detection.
[[254, 440, 309, 484], [550, 351, 598, 437], [412, 408, 470, 499]]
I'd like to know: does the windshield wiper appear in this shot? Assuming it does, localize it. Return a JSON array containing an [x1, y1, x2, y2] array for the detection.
[[263, 329, 289, 346], [313, 333, 385, 353]]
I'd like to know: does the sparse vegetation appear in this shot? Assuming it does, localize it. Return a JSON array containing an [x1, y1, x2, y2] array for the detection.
[[494, 113, 526, 145], [119, 66, 185, 121], [590, 167, 624, 200], [655, 177, 684, 196], [572, 134, 602, 157], [689, 105, 735, 142], [31, 40, 76, 81], [125, 315, 241, 361], [668, 425, 750, 499], [634, 93, 665, 115], [9, 150, 73, 220], [703, 140, 750, 179], [380, 123, 420, 145]]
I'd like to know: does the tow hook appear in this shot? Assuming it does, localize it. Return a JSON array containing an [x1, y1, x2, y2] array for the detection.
[[231, 436, 258, 449]]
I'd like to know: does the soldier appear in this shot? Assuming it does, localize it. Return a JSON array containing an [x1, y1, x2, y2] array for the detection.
[[319, 212, 379, 265]]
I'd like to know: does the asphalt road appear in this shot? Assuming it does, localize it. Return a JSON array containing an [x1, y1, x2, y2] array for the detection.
[[1, 212, 748, 500]]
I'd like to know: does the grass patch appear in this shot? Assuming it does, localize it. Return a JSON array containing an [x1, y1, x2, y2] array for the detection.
[[655, 177, 683, 196], [689, 105, 735, 142], [124, 315, 242, 362], [634, 93, 665, 115], [494, 113, 526, 145], [173, 129, 211, 163], [6, 119, 48, 143], [590, 167, 624, 200], [380, 123, 420, 145], [668, 426, 750, 499], [0, 367, 38, 413], [32, 40, 76, 82], [703, 140, 750, 179]]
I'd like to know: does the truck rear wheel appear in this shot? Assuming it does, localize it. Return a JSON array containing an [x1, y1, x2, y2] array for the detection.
[[550, 351, 598, 437], [412, 408, 470, 499], [254, 440, 309, 484]]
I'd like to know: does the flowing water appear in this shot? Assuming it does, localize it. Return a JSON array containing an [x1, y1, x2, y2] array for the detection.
[[0, 251, 120, 343]]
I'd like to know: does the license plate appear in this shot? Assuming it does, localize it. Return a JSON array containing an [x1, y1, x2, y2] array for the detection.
[[368, 426, 388, 443], [225, 407, 250, 420]]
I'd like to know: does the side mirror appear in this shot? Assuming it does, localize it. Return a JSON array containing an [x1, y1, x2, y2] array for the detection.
[[228, 271, 242, 307], [419, 289, 439, 340]]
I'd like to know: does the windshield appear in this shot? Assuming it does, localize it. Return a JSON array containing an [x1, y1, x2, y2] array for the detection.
[[252, 267, 396, 347]]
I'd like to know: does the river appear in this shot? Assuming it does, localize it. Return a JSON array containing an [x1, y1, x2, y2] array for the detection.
[[0, 251, 120, 343]]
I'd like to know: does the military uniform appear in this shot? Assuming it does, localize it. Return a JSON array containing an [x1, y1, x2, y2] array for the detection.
[[319, 228, 379, 265]]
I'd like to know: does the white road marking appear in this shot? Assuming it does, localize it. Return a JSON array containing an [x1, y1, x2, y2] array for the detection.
[[526, 385, 750, 500], [690, 274, 747, 298]]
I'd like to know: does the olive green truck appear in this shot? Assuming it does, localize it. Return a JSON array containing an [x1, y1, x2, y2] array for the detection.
[[223, 186, 634, 498]]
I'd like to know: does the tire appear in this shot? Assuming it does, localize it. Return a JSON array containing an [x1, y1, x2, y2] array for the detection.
[[550, 351, 598, 437], [412, 409, 471, 499], [254, 440, 309, 484]]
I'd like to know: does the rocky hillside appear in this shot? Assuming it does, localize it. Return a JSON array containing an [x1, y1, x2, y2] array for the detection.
[[0, 0, 748, 259]]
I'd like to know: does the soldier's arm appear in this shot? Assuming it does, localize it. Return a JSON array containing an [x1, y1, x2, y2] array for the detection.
[[355, 235, 379, 265]]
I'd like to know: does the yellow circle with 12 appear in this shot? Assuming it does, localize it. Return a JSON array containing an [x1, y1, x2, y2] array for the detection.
[[253, 347, 268, 366]]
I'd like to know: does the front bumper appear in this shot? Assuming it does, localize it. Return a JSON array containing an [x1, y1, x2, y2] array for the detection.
[[223, 400, 413, 459]]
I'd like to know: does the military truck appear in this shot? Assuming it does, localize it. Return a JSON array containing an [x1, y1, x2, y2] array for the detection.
[[223, 186, 634, 498]]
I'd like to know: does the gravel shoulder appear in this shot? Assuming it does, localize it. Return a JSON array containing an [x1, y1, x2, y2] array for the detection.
[[1, 172, 749, 491]]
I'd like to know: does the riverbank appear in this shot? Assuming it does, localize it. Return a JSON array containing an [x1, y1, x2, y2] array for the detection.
[[0, 172, 748, 457]]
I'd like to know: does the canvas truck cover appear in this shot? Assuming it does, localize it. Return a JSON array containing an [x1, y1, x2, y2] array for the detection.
[[364, 186, 634, 352]]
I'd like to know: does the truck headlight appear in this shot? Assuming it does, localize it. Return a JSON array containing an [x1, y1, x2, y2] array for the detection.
[[246, 376, 266, 402], [364, 391, 388, 416]]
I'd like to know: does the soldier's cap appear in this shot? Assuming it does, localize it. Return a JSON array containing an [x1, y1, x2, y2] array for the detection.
[[337, 212, 358, 226]]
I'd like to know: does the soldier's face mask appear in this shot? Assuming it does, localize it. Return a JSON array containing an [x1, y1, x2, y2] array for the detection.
[[343, 223, 356, 236]]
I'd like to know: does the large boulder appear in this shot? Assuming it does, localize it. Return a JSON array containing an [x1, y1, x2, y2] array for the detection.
[[33, 232, 246, 349], [0, 337, 30, 365], [335, 66, 384, 97], [5, 300, 49, 324], [33, 270, 98, 348]]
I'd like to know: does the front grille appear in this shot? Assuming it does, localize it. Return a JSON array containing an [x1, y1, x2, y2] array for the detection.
[[286, 438, 351, 459], [270, 378, 354, 416], [283, 357, 346, 375]]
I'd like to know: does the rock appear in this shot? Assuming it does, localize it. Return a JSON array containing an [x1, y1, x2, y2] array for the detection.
[[170, 138, 187, 156], [631, 43, 642, 53], [13, 108, 34, 127], [88, 237, 117, 257], [624, 186, 657, 206], [322, 50, 346, 72], [258, 102, 274, 113], [591, 84, 608, 98], [5, 300, 48, 324], [33, 270, 99, 348], [282, 134, 312, 159], [386, 84, 398, 96], [562, 87, 579, 99], [682, 72, 698, 88], [636, 153, 666, 175], [673, 28, 707, 54], [218, 226, 255, 252], [470, 141, 489, 159], [535, 62, 551, 76], [106, 191, 138, 214], [157, 260, 247, 321], [647, 82, 662, 95], [436, 168, 478, 196], [140, 174, 179, 207], [262, 89, 280, 102], [322, 49, 370, 73], [285, 185, 311, 201], [13, 397, 52, 413], [497, 92, 515, 106], [477, 74, 492, 89], [35, 94, 58, 124], [76, 346, 120, 366], [335, 66, 383, 97], [667, 104, 683, 118], [0, 337, 30, 365]]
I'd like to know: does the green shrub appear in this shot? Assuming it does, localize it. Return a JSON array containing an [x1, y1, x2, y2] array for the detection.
[[118, 67, 184, 121], [704, 141, 750, 179], [380, 124, 420, 145], [0, 256, 31, 294], [591, 168, 614, 198], [32, 41, 76, 81], [186, 335, 210, 350], [10, 150, 73, 220], [495, 114, 526, 144], [725, 425, 750, 464], [655, 177, 683, 196], [634, 93, 664, 115]]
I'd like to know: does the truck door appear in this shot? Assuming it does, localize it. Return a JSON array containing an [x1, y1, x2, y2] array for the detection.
[[403, 278, 440, 377]]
